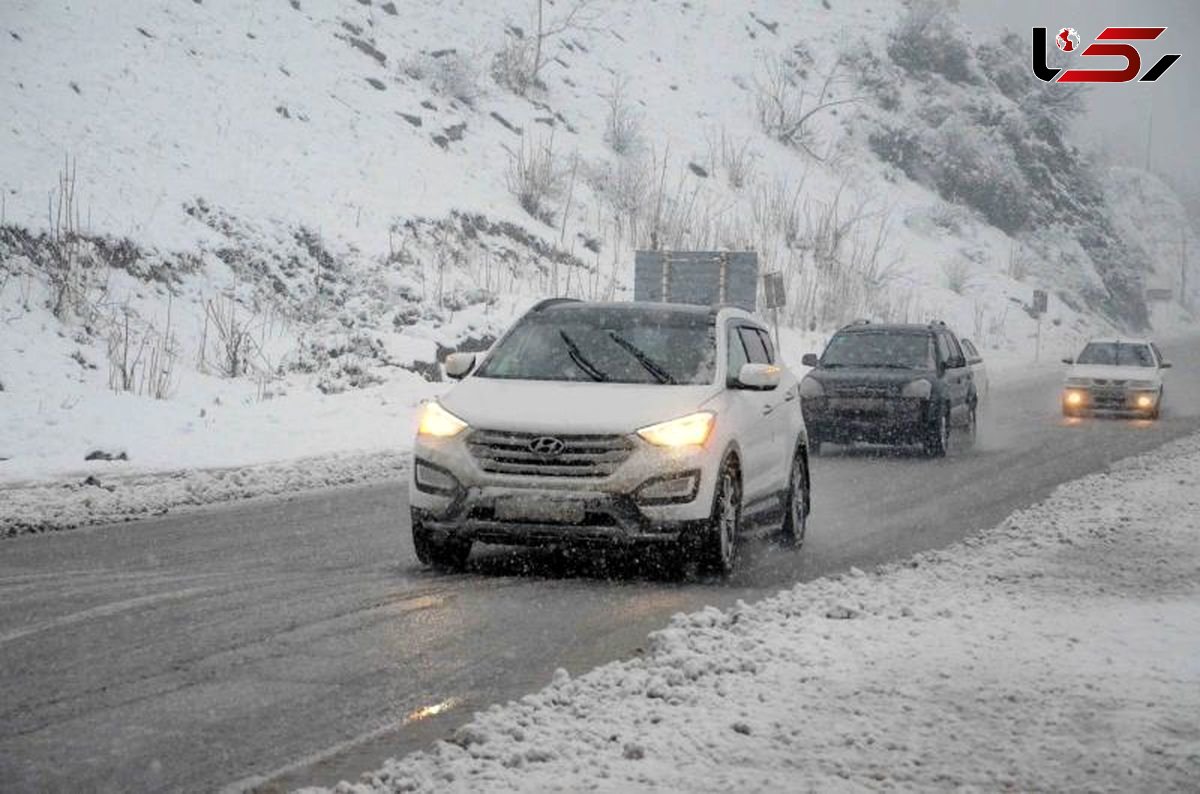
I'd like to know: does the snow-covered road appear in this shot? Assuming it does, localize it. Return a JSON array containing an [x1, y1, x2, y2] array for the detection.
[[3, 355, 1200, 792], [318, 432, 1200, 794]]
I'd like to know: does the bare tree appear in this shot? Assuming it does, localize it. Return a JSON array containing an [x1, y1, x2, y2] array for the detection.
[[495, 0, 600, 95], [754, 54, 859, 160], [602, 74, 642, 155]]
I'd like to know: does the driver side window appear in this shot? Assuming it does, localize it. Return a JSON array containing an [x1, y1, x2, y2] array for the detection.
[[727, 325, 749, 381]]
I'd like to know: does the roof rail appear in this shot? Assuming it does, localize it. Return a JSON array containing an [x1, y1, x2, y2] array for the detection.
[[928, 319, 947, 328], [840, 318, 872, 329], [529, 297, 581, 313]]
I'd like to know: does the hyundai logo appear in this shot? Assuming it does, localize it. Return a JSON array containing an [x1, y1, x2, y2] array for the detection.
[[529, 436, 566, 456]]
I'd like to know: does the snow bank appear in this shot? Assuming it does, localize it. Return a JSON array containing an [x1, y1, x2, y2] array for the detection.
[[315, 433, 1200, 793], [0, 450, 407, 536]]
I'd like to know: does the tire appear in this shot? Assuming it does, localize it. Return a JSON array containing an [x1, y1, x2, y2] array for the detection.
[[964, 402, 978, 449], [1151, 389, 1163, 420], [780, 448, 810, 548], [923, 405, 949, 458], [697, 457, 743, 576], [412, 512, 471, 571]]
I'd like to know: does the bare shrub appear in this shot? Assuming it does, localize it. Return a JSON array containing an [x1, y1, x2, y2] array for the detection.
[[754, 54, 857, 159], [716, 130, 756, 190], [1007, 239, 1032, 281], [200, 295, 261, 378], [493, 1, 601, 96], [46, 156, 85, 320], [942, 258, 973, 294], [106, 298, 177, 399], [506, 134, 567, 223], [401, 50, 484, 106], [491, 34, 537, 95], [602, 74, 642, 156]]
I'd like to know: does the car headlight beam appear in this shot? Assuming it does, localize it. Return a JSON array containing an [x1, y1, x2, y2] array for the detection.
[[637, 411, 715, 447], [417, 401, 469, 438]]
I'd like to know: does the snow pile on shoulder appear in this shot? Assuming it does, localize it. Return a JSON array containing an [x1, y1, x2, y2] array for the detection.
[[316, 434, 1200, 793], [0, 450, 407, 537]]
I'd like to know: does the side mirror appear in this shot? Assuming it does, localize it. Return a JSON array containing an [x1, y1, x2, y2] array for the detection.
[[1161, 361, 1173, 369], [443, 352, 477, 380], [735, 363, 781, 390], [801, 353, 819, 368], [1061, 357, 1074, 365]]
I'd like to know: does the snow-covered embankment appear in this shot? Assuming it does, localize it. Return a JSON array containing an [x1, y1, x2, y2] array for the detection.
[[319, 433, 1200, 792]]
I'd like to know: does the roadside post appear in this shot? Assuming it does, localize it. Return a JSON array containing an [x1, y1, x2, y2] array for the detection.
[[762, 271, 787, 353], [1032, 289, 1048, 363]]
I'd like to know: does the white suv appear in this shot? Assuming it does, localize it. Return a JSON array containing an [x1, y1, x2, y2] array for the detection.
[[409, 299, 811, 575]]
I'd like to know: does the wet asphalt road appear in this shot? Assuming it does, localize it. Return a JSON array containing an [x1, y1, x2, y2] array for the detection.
[[2, 341, 1199, 793]]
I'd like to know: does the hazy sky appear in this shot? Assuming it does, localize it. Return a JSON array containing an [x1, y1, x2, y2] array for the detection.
[[957, 0, 1199, 196]]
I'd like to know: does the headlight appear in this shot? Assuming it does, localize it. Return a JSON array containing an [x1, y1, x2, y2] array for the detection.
[[798, 377, 824, 398], [1064, 389, 1086, 406], [1064, 377, 1091, 387], [417, 401, 468, 437], [637, 411, 715, 447], [1135, 393, 1156, 409], [901, 379, 932, 399]]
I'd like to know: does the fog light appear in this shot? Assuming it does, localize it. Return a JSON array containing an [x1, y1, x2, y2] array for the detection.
[[414, 459, 460, 495], [1064, 390, 1085, 407], [636, 471, 700, 505], [1136, 394, 1155, 409]]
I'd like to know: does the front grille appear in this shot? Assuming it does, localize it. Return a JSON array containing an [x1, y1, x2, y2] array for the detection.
[[1092, 379, 1127, 387], [467, 429, 634, 478], [830, 385, 895, 398]]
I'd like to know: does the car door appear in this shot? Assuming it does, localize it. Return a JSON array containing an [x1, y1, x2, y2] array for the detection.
[[750, 326, 798, 492], [937, 332, 971, 425], [724, 322, 773, 504]]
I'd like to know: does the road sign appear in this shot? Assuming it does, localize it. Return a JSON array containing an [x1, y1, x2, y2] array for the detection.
[[762, 272, 786, 309], [633, 251, 759, 310], [1032, 289, 1048, 315]]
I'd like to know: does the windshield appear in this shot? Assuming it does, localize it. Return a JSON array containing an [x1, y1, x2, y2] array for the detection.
[[821, 331, 934, 370], [475, 307, 716, 384], [1076, 342, 1155, 367]]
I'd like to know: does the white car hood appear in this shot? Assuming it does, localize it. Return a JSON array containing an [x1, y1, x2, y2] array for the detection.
[[441, 377, 721, 434], [1066, 364, 1161, 384]]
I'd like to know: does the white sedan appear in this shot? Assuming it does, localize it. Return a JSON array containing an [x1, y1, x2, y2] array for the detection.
[[1061, 338, 1171, 418]]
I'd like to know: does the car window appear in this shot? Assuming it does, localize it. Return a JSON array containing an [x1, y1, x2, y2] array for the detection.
[[727, 325, 749, 377], [934, 333, 954, 367], [944, 334, 966, 367], [755, 329, 776, 364], [477, 309, 717, 384], [1076, 342, 1155, 367], [1150, 343, 1165, 366], [961, 339, 980, 362], [737, 327, 770, 365], [822, 332, 935, 370]]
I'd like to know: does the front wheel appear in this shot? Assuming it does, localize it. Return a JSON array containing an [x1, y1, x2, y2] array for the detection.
[[964, 403, 978, 449], [780, 449, 810, 548], [696, 457, 743, 576], [923, 406, 949, 458], [412, 512, 471, 571]]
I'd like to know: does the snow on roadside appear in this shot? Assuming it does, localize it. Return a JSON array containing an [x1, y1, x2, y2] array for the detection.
[[315, 434, 1200, 793], [0, 450, 406, 537]]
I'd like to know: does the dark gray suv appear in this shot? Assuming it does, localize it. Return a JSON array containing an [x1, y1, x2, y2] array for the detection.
[[798, 321, 977, 457]]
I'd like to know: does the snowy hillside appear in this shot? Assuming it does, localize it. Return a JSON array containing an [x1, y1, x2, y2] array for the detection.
[[1, 0, 1196, 496]]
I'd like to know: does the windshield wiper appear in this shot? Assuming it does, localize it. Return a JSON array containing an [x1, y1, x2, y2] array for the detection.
[[606, 330, 676, 384], [559, 330, 610, 382]]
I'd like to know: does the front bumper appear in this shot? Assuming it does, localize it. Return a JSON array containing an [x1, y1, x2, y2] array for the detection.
[[1062, 387, 1159, 414], [802, 397, 929, 443], [410, 431, 719, 547]]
